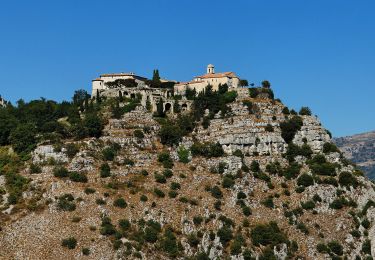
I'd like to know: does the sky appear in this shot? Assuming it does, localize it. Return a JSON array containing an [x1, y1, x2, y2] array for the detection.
[[0, 0, 374, 137]]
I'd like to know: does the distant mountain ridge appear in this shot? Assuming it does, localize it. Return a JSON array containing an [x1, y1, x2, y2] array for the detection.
[[334, 130, 375, 179]]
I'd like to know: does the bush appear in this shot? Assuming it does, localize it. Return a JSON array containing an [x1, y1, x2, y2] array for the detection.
[[113, 198, 127, 208], [170, 182, 181, 190], [193, 216, 204, 226], [168, 190, 178, 198], [118, 219, 131, 230], [161, 228, 179, 257], [159, 124, 182, 146], [134, 129, 144, 139], [280, 116, 303, 143], [265, 124, 274, 132], [158, 152, 174, 169], [262, 197, 274, 208], [144, 227, 159, 243], [191, 142, 224, 158], [57, 194, 76, 211], [61, 237, 77, 249], [69, 171, 88, 182], [84, 187, 96, 194], [316, 243, 330, 253], [154, 188, 165, 198], [82, 247, 90, 255], [338, 171, 358, 188], [232, 149, 244, 158], [65, 143, 79, 158], [242, 100, 253, 113], [222, 175, 235, 188], [210, 186, 223, 199], [30, 163, 42, 174], [53, 166, 69, 178], [297, 174, 314, 187], [140, 194, 148, 202], [242, 206, 252, 216], [100, 217, 116, 236], [187, 233, 200, 247], [163, 169, 173, 178], [177, 146, 190, 163], [251, 222, 287, 247], [217, 226, 233, 247], [327, 241, 343, 256], [323, 142, 340, 154], [100, 163, 111, 178], [154, 173, 167, 183], [301, 200, 315, 210], [362, 239, 371, 255], [282, 107, 290, 115], [102, 147, 116, 161], [299, 107, 312, 116]]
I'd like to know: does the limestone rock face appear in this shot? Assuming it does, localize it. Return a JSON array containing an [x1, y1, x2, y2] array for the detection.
[[32, 145, 68, 164]]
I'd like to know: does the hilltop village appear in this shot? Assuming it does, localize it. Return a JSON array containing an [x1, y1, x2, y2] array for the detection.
[[92, 64, 247, 114]]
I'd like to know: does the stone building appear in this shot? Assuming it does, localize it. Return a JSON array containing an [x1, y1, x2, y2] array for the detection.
[[174, 64, 241, 95], [91, 64, 241, 114]]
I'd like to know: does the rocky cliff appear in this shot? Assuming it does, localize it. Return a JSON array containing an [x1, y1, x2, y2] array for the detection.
[[0, 88, 374, 260]]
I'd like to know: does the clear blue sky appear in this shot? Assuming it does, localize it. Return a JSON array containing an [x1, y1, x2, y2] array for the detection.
[[0, 0, 374, 137]]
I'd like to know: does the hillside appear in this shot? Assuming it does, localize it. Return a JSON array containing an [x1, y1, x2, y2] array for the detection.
[[334, 131, 375, 179], [0, 86, 375, 259]]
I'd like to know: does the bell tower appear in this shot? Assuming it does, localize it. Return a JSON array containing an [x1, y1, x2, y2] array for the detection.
[[207, 64, 215, 74]]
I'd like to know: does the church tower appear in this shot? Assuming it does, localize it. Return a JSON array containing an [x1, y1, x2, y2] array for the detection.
[[207, 64, 215, 74]]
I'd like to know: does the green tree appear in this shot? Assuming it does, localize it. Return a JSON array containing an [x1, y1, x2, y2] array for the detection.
[[9, 123, 37, 154]]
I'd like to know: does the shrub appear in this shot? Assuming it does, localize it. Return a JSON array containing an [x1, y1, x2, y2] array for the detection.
[[100, 163, 111, 178], [362, 239, 371, 255], [262, 197, 274, 208], [301, 200, 315, 210], [100, 217, 116, 236], [170, 182, 181, 190], [187, 233, 200, 247], [222, 175, 235, 188], [144, 227, 159, 243], [177, 146, 190, 163], [296, 222, 309, 234], [84, 187, 96, 194], [113, 198, 127, 208], [251, 222, 287, 247], [65, 143, 79, 158], [282, 107, 290, 115], [327, 241, 343, 256], [161, 228, 179, 257], [316, 243, 329, 253], [323, 142, 340, 154], [297, 173, 314, 187], [163, 169, 173, 178], [57, 194, 76, 211], [242, 206, 252, 216], [61, 237, 77, 249], [338, 171, 358, 188], [243, 100, 253, 113], [309, 155, 337, 176], [102, 147, 116, 161], [232, 149, 244, 158], [158, 151, 174, 169], [237, 191, 247, 200], [154, 173, 166, 183], [133, 129, 144, 139], [217, 226, 233, 247], [283, 163, 301, 180], [280, 116, 303, 143], [168, 190, 178, 198], [265, 124, 274, 132], [299, 107, 312, 116], [96, 198, 106, 205], [53, 166, 69, 178], [193, 216, 204, 226], [69, 171, 88, 183], [118, 219, 131, 230], [140, 194, 148, 202], [30, 163, 42, 174], [82, 247, 90, 255], [154, 188, 165, 198], [266, 161, 282, 175], [362, 218, 370, 229], [191, 142, 224, 158], [159, 124, 183, 146], [210, 186, 223, 199]]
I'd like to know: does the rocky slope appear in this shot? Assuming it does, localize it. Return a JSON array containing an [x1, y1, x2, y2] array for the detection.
[[334, 131, 375, 179], [0, 88, 375, 259]]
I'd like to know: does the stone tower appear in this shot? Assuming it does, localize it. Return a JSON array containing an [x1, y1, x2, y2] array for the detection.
[[207, 64, 215, 74]]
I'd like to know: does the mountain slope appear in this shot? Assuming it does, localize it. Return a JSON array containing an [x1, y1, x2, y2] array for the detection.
[[334, 131, 375, 179], [0, 88, 375, 259]]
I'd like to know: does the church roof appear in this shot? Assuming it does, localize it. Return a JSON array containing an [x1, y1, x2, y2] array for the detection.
[[194, 72, 238, 79]]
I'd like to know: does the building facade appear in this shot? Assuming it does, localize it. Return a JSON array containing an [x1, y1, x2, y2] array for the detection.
[[174, 64, 240, 95]]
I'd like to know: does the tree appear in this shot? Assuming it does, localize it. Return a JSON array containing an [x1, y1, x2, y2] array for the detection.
[[73, 89, 89, 107], [240, 79, 249, 87], [299, 107, 312, 116], [261, 80, 271, 88], [83, 112, 103, 138], [9, 123, 37, 154]]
